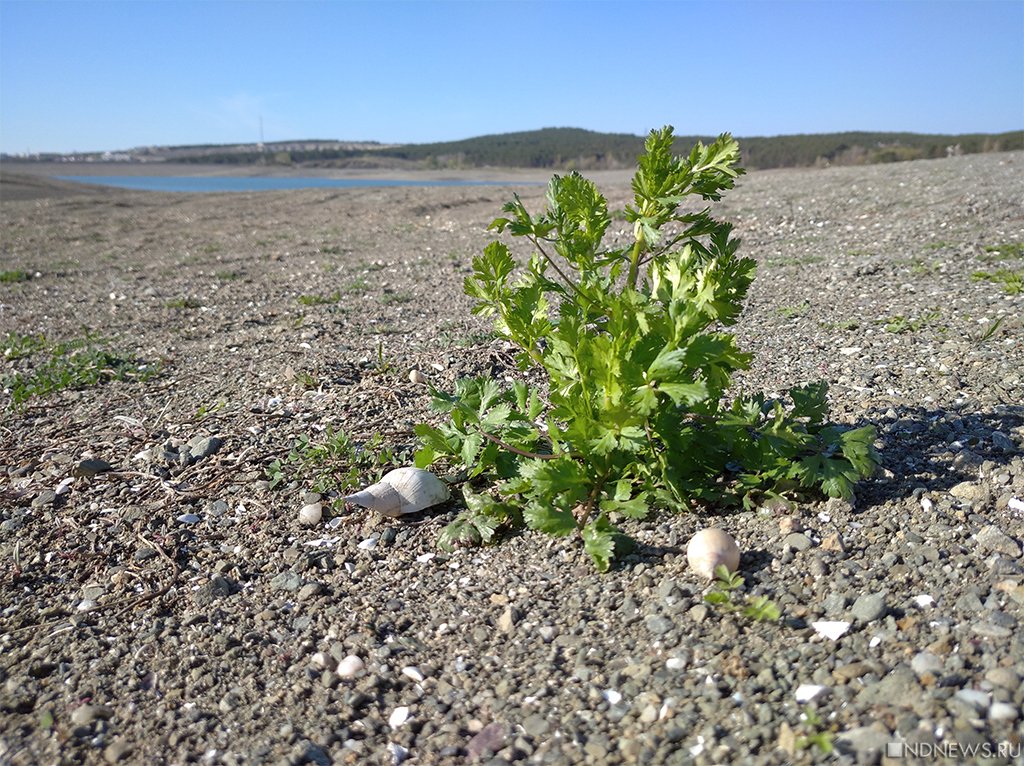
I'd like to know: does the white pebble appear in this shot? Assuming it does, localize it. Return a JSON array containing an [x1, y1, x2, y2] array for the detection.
[[408, 369, 427, 384], [357, 536, 378, 550], [920, 496, 934, 512], [665, 657, 687, 671], [811, 621, 851, 641], [388, 706, 410, 728], [1008, 498, 1024, 513], [336, 655, 365, 678], [55, 477, 75, 496], [327, 517, 343, 529], [401, 666, 425, 683], [310, 651, 331, 669], [912, 594, 935, 608], [602, 689, 622, 705], [388, 743, 409, 765], [298, 503, 322, 526], [989, 702, 1019, 721], [416, 552, 435, 563], [77, 599, 97, 611], [177, 513, 200, 524], [795, 684, 826, 702]]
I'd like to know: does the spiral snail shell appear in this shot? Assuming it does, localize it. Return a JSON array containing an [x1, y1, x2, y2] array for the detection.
[[344, 467, 450, 517], [686, 527, 741, 579]]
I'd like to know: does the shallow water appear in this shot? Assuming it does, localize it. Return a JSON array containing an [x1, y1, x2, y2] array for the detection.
[[57, 175, 542, 193]]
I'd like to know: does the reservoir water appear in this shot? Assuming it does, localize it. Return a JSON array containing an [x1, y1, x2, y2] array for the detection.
[[57, 176, 541, 193]]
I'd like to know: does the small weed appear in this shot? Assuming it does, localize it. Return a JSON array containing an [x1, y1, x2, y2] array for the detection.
[[819, 319, 859, 331], [214, 270, 242, 281], [2, 332, 160, 407], [194, 399, 227, 420], [293, 370, 318, 390], [347, 278, 370, 294], [297, 291, 340, 306], [201, 243, 222, 254], [266, 428, 407, 495], [320, 245, 345, 255], [923, 240, 954, 251], [166, 297, 203, 309], [379, 291, 414, 306], [879, 310, 941, 334], [373, 340, 393, 375], [777, 301, 810, 319], [983, 242, 1024, 261], [971, 317, 1006, 345], [704, 565, 781, 622], [795, 707, 835, 755], [909, 257, 939, 276], [972, 268, 1023, 295], [0, 269, 33, 283]]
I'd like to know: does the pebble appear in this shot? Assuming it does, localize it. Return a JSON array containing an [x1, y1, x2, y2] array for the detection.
[[850, 592, 887, 622], [811, 620, 851, 640], [71, 704, 114, 726], [975, 524, 1021, 557], [388, 706, 410, 728], [176, 513, 201, 525], [910, 652, 942, 676], [989, 702, 1019, 721], [467, 723, 507, 758], [270, 571, 303, 592], [645, 615, 673, 636], [74, 458, 113, 478], [186, 435, 223, 464], [336, 655, 364, 678], [953, 688, 989, 712], [782, 532, 812, 551]]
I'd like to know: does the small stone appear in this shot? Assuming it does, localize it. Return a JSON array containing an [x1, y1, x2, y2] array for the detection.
[[74, 458, 113, 478], [297, 582, 322, 600], [71, 704, 113, 726], [836, 725, 890, 758], [521, 714, 549, 737], [467, 722, 507, 759], [833, 661, 871, 682], [186, 435, 223, 463], [31, 489, 57, 508], [811, 620, 851, 640], [388, 706, 410, 728], [497, 606, 519, 633], [336, 655, 364, 678], [971, 620, 1012, 639], [989, 702, 1018, 721], [783, 532, 813, 551], [911, 652, 943, 676], [820, 532, 845, 553], [976, 524, 1021, 558], [81, 584, 107, 601], [984, 667, 1020, 688], [103, 739, 131, 764], [270, 571, 303, 592], [777, 722, 797, 755], [778, 517, 803, 534], [949, 481, 984, 502], [953, 688, 989, 712], [176, 513, 200, 525], [645, 614, 673, 636], [991, 431, 1015, 452], [794, 684, 826, 702], [401, 666, 425, 683], [688, 604, 708, 624], [851, 592, 887, 622]]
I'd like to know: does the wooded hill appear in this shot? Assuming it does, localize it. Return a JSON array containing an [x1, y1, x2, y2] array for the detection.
[[181, 127, 1022, 170], [6, 128, 1021, 170]]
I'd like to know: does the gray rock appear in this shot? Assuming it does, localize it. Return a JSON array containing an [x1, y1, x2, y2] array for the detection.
[[835, 724, 890, 758], [989, 702, 1019, 721], [74, 458, 113, 478], [270, 571, 303, 592], [32, 489, 57, 508], [192, 575, 235, 605], [971, 620, 1012, 639], [991, 430, 1015, 452], [521, 713, 549, 738], [851, 592, 887, 622], [953, 688, 989, 712], [984, 667, 1020, 688], [910, 652, 942, 676], [782, 532, 813, 551], [975, 524, 1021, 557], [644, 614, 673, 636], [186, 435, 223, 465], [71, 704, 114, 726]]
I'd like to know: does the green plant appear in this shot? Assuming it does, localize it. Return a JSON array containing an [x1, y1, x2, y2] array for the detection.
[[379, 290, 414, 306], [2, 332, 160, 407], [704, 564, 781, 621], [165, 297, 203, 309], [777, 301, 810, 319], [972, 268, 1023, 295], [347, 278, 370, 294], [297, 291, 340, 306], [0, 269, 32, 283], [266, 428, 406, 494], [794, 707, 835, 755], [879, 310, 941, 334], [415, 127, 877, 571], [982, 242, 1024, 261]]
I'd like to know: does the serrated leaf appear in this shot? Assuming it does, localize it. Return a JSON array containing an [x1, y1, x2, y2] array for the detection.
[[523, 503, 576, 536], [599, 491, 649, 519], [582, 514, 618, 572]]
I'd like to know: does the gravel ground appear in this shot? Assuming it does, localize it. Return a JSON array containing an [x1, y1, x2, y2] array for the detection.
[[1, 152, 1022, 766]]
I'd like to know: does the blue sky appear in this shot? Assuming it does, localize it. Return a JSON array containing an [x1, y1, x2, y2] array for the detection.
[[1, 0, 1021, 154]]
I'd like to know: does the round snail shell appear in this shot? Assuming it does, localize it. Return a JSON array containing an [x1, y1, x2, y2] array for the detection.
[[344, 467, 450, 517], [686, 527, 741, 579], [298, 503, 323, 526], [409, 368, 427, 385]]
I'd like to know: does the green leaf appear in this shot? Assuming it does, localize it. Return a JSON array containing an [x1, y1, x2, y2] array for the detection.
[[523, 503, 577, 536], [582, 514, 618, 572], [600, 491, 649, 519]]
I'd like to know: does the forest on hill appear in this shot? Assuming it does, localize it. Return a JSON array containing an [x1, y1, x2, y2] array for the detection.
[[4, 128, 1021, 170], [179, 127, 1022, 170]]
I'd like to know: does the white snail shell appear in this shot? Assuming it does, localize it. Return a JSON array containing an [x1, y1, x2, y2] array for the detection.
[[336, 655, 365, 678], [344, 467, 450, 517], [298, 503, 323, 526], [409, 368, 427, 385], [686, 527, 741, 579]]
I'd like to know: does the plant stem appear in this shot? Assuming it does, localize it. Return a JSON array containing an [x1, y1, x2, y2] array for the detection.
[[478, 429, 564, 461], [577, 469, 610, 530]]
